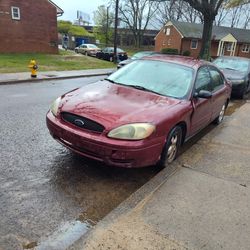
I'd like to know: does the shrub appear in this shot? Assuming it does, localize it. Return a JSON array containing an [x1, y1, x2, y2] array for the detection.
[[183, 50, 191, 56], [161, 48, 179, 55]]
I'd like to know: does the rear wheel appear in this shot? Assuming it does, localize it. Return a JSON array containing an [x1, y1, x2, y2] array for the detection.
[[158, 126, 182, 168]]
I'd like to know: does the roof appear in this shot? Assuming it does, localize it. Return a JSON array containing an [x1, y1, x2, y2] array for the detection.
[[169, 21, 250, 43], [48, 0, 64, 16], [143, 54, 208, 69]]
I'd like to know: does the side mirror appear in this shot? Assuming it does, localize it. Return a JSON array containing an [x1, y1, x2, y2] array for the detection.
[[194, 90, 212, 99]]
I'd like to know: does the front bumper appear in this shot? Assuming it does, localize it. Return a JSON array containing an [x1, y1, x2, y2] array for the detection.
[[46, 111, 164, 168]]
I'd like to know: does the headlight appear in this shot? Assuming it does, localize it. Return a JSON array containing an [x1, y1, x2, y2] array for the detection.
[[108, 123, 155, 140], [50, 97, 61, 116]]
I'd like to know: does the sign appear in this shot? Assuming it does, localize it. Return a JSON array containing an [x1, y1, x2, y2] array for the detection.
[[77, 10, 90, 23]]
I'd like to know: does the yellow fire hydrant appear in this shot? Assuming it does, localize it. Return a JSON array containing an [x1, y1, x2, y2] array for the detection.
[[28, 59, 38, 78]]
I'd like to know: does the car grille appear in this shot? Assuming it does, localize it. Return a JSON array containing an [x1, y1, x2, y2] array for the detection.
[[61, 112, 105, 133]]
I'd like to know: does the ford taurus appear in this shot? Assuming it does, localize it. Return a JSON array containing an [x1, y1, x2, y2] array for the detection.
[[46, 55, 231, 168]]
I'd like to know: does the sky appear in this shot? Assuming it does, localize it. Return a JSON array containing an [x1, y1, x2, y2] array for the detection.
[[52, 0, 107, 23]]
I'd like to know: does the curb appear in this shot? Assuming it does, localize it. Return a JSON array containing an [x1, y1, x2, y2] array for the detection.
[[0, 71, 114, 86], [67, 162, 180, 250]]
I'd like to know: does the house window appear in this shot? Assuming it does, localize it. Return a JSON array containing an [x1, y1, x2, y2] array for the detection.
[[166, 28, 170, 36], [191, 39, 198, 49], [11, 6, 20, 20], [242, 44, 250, 53], [164, 27, 170, 36]]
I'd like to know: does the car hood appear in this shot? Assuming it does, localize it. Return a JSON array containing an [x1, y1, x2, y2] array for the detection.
[[59, 80, 181, 130], [220, 68, 246, 80]]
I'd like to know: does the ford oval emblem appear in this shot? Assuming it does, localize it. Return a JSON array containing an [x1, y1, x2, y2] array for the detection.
[[74, 119, 85, 126]]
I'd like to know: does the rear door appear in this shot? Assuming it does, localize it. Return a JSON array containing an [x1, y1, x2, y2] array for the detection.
[[208, 66, 228, 121], [190, 66, 213, 135]]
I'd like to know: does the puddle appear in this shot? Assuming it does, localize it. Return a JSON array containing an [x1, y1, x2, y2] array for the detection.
[[23, 241, 38, 249], [44, 74, 57, 77], [225, 100, 246, 116], [35, 220, 91, 250]]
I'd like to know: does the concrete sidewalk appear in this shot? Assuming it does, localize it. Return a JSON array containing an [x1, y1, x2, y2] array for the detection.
[[0, 68, 115, 85], [70, 103, 250, 250]]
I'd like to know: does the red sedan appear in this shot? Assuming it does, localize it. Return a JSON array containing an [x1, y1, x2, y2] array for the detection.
[[46, 55, 231, 168]]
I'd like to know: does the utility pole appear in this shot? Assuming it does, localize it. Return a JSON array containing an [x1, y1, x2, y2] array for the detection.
[[106, 6, 110, 47], [113, 0, 119, 63]]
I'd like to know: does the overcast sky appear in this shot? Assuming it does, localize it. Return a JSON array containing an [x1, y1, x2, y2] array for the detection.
[[53, 0, 107, 23]]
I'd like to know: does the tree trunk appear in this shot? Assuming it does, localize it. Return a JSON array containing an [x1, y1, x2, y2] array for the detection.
[[199, 14, 214, 60]]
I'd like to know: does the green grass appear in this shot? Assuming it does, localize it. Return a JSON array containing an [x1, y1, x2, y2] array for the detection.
[[0, 50, 114, 73]]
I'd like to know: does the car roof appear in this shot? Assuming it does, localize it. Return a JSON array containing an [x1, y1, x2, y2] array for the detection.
[[141, 54, 209, 69]]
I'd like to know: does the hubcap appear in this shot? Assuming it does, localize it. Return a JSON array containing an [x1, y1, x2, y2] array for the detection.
[[167, 135, 178, 163], [218, 104, 225, 123]]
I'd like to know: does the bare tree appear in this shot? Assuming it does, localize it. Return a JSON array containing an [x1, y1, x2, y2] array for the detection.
[[241, 4, 250, 28], [214, 5, 230, 25], [153, 0, 202, 27], [229, 5, 243, 27], [118, 0, 158, 47]]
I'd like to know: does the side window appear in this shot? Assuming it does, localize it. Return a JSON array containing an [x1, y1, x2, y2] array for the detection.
[[208, 67, 225, 92], [195, 67, 211, 92]]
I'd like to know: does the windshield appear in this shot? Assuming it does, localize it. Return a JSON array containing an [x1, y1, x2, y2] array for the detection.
[[214, 58, 250, 73], [107, 60, 194, 99], [88, 44, 98, 48]]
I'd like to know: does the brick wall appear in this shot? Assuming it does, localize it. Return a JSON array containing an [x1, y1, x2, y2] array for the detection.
[[0, 0, 59, 54], [155, 25, 182, 53]]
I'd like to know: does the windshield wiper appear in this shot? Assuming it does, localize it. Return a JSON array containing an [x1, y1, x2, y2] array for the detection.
[[128, 85, 160, 95], [104, 78, 116, 83]]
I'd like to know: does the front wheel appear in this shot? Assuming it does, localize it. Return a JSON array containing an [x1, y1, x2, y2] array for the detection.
[[158, 126, 182, 168], [213, 103, 226, 125]]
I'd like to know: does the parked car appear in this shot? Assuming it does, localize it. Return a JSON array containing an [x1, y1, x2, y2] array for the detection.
[[213, 56, 250, 98], [74, 44, 101, 56], [117, 51, 159, 69], [46, 55, 231, 168], [96, 47, 128, 61]]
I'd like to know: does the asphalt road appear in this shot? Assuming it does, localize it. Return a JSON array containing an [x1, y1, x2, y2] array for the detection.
[[0, 77, 160, 250], [0, 77, 248, 250]]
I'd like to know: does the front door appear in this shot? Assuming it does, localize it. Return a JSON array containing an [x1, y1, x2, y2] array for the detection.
[[190, 66, 213, 135]]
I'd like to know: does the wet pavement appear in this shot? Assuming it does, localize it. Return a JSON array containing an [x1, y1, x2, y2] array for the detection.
[[0, 77, 249, 250], [0, 77, 159, 250]]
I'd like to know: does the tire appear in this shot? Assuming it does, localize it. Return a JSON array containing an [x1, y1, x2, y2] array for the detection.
[[158, 126, 182, 168], [238, 83, 249, 99], [213, 103, 226, 125]]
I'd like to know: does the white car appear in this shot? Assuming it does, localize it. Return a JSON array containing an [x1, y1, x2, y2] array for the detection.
[[74, 44, 101, 56]]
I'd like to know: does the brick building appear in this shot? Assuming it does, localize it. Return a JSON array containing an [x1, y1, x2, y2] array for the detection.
[[0, 0, 63, 54], [155, 21, 250, 58]]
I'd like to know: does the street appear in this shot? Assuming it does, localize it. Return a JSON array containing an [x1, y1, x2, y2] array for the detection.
[[0, 77, 249, 250], [0, 77, 160, 250]]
